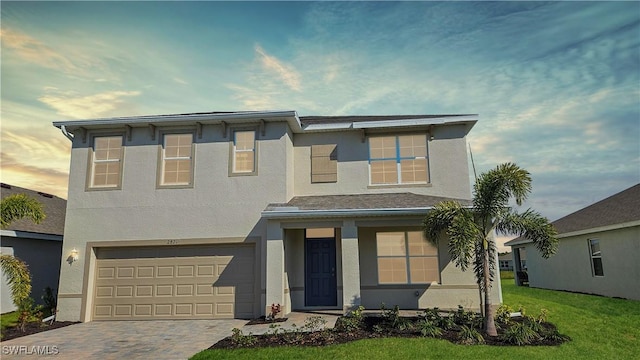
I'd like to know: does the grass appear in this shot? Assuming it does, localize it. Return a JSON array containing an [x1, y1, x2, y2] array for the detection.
[[1, 311, 19, 331], [191, 277, 639, 359], [500, 270, 514, 279]]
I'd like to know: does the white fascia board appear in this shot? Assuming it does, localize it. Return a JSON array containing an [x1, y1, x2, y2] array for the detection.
[[302, 123, 353, 132], [556, 220, 640, 239], [261, 207, 432, 219], [53, 110, 301, 130], [352, 116, 478, 129], [506, 220, 640, 246], [0, 230, 63, 241]]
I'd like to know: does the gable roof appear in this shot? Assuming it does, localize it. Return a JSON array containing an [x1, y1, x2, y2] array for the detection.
[[0, 183, 66, 237], [505, 183, 640, 246], [263, 192, 471, 219]]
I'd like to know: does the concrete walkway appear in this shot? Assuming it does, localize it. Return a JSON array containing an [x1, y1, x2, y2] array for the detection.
[[0, 319, 248, 360], [0, 312, 340, 359]]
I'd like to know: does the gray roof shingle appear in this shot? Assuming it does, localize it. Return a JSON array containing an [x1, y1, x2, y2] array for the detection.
[[551, 183, 640, 234], [506, 183, 640, 246], [1, 183, 66, 236], [266, 193, 471, 211]]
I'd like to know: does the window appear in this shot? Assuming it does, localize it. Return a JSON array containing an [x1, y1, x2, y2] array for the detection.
[[232, 131, 256, 174], [160, 133, 193, 186], [311, 144, 337, 183], [369, 134, 428, 185], [89, 135, 123, 189], [376, 231, 438, 284], [589, 239, 604, 276]]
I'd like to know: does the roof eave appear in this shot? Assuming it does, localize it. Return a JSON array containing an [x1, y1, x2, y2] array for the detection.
[[261, 207, 433, 220], [53, 110, 302, 132]]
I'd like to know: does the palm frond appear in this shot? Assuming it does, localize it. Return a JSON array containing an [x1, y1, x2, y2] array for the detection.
[[496, 209, 558, 258], [473, 163, 532, 219], [1, 194, 46, 229], [423, 201, 467, 245], [446, 209, 481, 272]]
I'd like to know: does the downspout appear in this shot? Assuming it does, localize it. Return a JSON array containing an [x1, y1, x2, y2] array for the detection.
[[60, 125, 74, 141]]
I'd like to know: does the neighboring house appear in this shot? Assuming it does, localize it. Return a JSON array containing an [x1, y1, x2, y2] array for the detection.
[[498, 253, 513, 271], [52, 110, 502, 322], [506, 184, 640, 300], [498, 251, 526, 272], [1, 183, 66, 313]]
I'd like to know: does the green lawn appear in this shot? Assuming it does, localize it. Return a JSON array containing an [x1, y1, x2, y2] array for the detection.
[[192, 280, 639, 359], [1, 311, 19, 331]]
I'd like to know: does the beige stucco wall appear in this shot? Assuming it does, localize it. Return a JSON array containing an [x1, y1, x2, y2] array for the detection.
[[58, 123, 292, 321], [273, 220, 501, 314], [292, 125, 472, 200], [57, 119, 480, 321], [524, 225, 639, 300]]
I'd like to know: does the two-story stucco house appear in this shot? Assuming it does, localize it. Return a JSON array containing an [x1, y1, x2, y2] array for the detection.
[[53, 110, 501, 322]]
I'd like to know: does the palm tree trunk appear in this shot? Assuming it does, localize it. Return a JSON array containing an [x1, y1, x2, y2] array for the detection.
[[483, 247, 498, 336]]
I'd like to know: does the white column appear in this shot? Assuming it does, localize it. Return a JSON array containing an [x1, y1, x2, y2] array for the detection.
[[341, 220, 361, 313], [265, 220, 285, 317]]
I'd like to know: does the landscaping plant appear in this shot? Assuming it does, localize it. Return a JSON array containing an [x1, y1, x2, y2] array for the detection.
[[423, 163, 558, 336]]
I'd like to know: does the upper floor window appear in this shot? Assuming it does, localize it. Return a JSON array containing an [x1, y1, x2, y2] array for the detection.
[[159, 133, 193, 187], [376, 231, 439, 284], [369, 134, 429, 185], [89, 135, 123, 189], [232, 130, 256, 174], [589, 239, 604, 276], [311, 144, 337, 183]]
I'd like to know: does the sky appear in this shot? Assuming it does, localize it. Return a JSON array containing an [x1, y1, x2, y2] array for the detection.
[[1, 1, 639, 249]]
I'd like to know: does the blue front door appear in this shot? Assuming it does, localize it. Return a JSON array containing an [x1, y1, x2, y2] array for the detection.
[[305, 237, 337, 306]]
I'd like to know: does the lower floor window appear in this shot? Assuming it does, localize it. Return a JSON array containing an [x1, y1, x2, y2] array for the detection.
[[376, 231, 439, 284]]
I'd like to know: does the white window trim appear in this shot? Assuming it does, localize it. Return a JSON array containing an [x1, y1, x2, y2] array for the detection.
[[589, 238, 604, 277], [158, 132, 194, 188], [231, 130, 257, 175], [87, 134, 124, 190]]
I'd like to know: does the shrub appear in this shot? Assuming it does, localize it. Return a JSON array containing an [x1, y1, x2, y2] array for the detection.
[[302, 316, 327, 332], [417, 319, 442, 338], [496, 304, 514, 325], [421, 307, 442, 323], [339, 305, 365, 332], [230, 328, 256, 347], [380, 304, 412, 331], [453, 305, 482, 329], [540, 327, 571, 342], [458, 325, 484, 345], [439, 313, 457, 330], [500, 321, 540, 345], [17, 297, 43, 332], [41, 287, 57, 316]]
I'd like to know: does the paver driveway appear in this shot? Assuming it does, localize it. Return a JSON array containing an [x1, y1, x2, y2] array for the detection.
[[0, 319, 248, 360]]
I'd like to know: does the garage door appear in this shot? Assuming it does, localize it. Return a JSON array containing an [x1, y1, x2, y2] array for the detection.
[[92, 245, 255, 320]]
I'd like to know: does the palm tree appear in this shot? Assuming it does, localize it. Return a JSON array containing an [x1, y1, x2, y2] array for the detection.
[[1, 193, 45, 316], [1, 193, 46, 229], [423, 163, 558, 336]]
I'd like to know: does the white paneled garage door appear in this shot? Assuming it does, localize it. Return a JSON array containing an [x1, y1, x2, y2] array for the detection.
[[92, 245, 255, 320]]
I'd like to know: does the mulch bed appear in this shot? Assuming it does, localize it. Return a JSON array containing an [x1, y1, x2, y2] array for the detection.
[[210, 315, 569, 349], [1, 321, 79, 341], [246, 316, 288, 325]]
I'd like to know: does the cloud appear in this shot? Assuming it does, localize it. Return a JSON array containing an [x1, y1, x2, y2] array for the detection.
[[0, 28, 77, 73], [254, 45, 302, 91], [38, 89, 141, 119], [173, 77, 188, 85], [0, 152, 70, 199]]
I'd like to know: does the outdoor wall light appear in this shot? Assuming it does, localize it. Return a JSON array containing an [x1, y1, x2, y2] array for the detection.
[[70, 248, 79, 262]]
